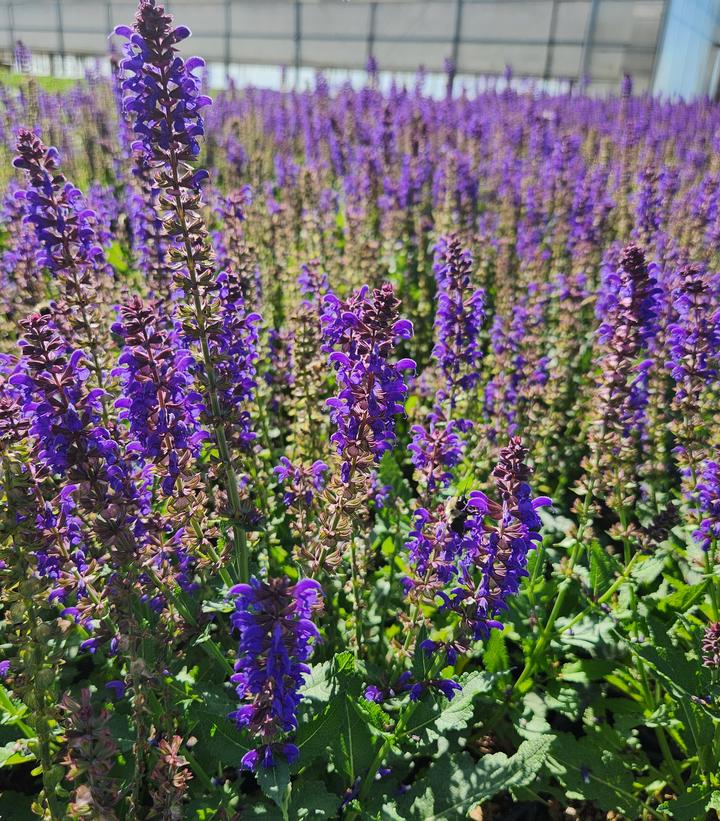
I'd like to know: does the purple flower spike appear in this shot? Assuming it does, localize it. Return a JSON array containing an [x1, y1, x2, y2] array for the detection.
[[322, 282, 415, 479], [230, 577, 323, 769], [432, 235, 486, 400]]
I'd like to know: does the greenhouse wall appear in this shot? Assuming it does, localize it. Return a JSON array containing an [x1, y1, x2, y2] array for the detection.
[[0, 0, 718, 97]]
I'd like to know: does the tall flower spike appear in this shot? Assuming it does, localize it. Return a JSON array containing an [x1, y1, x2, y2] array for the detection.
[[666, 264, 720, 485], [115, 1, 255, 581], [114, 1, 214, 314], [13, 131, 110, 390], [111, 296, 207, 496], [432, 235, 486, 402], [12, 314, 143, 568], [585, 244, 661, 500], [322, 282, 415, 482], [229, 577, 323, 769], [405, 438, 550, 661]]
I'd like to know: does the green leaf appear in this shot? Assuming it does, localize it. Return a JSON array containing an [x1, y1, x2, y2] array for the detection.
[[396, 736, 552, 819], [299, 652, 379, 780], [559, 659, 617, 684], [289, 780, 341, 819], [630, 551, 667, 585], [256, 761, 291, 816], [548, 732, 644, 816], [588, 542, 622, 598], [708, 792, 720, 811], [187, 685, 251, 767], [434, 671, 496, 735], [0, 739, 35, 767], [658, 785, 713, 819], [295, 700, 343, 770], [657, 581, 707, 614], [300, 660, 335, 703], [483, 630, 509, 674], [331, 694, 376, 780]]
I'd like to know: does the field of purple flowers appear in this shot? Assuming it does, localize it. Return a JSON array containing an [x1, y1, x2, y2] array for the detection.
[[0, 2, 719, 819]]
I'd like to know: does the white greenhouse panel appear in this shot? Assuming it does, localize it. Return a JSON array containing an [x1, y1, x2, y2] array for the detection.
[[554, 1, 592, 41], [550, 44, 584, 76], [462, 2, 554, 42], [229, 36, 294, 65], [302, 38, 368, 69], [460, 42, 547, 74], [375, 3, 456, 39], [374, 40, 450, 70], [302, 4, 372, 37], [231, 4, 295, 38]]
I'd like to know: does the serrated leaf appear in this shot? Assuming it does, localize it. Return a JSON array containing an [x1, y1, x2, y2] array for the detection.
[[434, 671, 496, 734], [397, 736, 553, 819], [289, 779, 341, 818], [630, 552, 666, 585], [588, 542, 622, 597], [658, 785, 713, 820], [548, 732, 644, 816], [300, 660, 335, 702], [516, 692, 550, 739], [256, 761, 291, 814], [483, 630, 509, 674]]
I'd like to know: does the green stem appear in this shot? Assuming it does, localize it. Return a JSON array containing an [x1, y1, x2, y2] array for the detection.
[[560, 550, 643, 635], [349, 537, 363, 657], [157, 58, 250, 584], [346, 656, 444, 819], [513, 481, 597, 693]]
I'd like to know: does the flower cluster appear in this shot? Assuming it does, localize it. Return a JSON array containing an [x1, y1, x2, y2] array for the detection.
[[229, 577, 323, 769], [586, 244, 661, 498], [432, 234, 486, 399], [273, 457, 329, 507], [114, 2, 210, 160], [111, 296, 206, 495], [12, 314, 110, 475], [405, 438, 550, 653], [211, 269, 262, 449], [13, 130, 106, 279], [666, 265, 720, 482], [114, 0, 215, 317], [409, 408, 470, 494], [13, 132, 109, 364], [322, 282, 415, 480], [693, 456, 720, 552]]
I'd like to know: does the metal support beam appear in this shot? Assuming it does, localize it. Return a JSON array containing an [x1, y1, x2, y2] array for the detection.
[[55, 0, 65, 76], [7, 2, 14, 59], [367, 2, 378, 65], [449, 0, 463, 94], [224, 0, 232, 74], [543, 0, 558, 79], [649, 0, 671, 92], [294, 0, 301, 85], [580, 0, 601, 83]]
